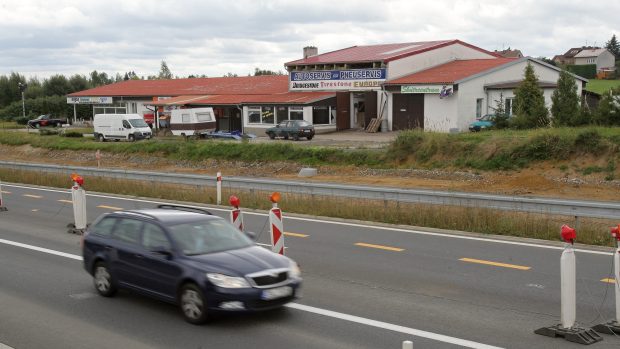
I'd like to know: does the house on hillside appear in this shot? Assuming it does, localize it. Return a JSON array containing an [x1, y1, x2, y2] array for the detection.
[[573, 48, 616, 75], [553, 47, 615, 72], [494, 49, 523, 58]]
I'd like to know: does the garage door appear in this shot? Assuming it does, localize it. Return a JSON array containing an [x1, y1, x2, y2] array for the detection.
[[392, 94, 424, 130]]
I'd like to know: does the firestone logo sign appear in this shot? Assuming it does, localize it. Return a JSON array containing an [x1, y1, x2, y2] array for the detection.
[[290, 69, 386, 91]]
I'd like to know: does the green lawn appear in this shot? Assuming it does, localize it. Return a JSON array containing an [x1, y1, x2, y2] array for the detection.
[[586, 79, 620, 94]]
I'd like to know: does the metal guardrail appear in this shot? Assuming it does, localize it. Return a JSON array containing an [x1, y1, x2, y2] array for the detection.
[[1, 160, 620, 219]]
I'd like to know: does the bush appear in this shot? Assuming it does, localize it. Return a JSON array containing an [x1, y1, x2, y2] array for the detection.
[[14, 116, 29, 125], [566, 64, 597, 79], [62, 131, 83, 138], [39, 129, 60, 136], [574, 129, 606, 153]]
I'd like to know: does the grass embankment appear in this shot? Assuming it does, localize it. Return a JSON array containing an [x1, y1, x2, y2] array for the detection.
[[0, 168, 615, 247], [586, 79, 620, 94], [0, 127, 619, 174]]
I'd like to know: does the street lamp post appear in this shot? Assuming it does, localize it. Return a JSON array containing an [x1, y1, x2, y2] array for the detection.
[[17, 82, 27, 118]]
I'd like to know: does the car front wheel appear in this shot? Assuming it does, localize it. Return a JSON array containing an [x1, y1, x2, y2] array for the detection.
[[128, 134, 135, 142], [93, 262, 117, 297], [293, 133, 299, 141], [98, 134, 106, 142], [180, 283, 209, 324], [307, 135, 313, 140]]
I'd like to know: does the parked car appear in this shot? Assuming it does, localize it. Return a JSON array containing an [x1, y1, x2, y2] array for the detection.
[[27, 114, 68, 128], [468, 114, 497, 132], [82, 205, 302, 324], [266, 120, 315, 140]]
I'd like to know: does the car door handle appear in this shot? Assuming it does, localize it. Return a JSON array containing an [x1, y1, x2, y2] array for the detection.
[[104, 245, 113, 250], [134, 254, 144, 259]]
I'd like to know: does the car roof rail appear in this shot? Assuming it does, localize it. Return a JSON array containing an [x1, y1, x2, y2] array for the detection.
[[120, 210, 161, 221], [156, 204, 212, 215]]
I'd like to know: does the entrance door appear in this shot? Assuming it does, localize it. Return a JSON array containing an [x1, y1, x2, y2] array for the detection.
[[392, 94, 424, 130], [336, 92, 351, 130], [363, 91, 378, 127]]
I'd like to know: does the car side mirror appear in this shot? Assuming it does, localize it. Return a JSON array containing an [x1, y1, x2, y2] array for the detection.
[[245, 231, 257, 241]]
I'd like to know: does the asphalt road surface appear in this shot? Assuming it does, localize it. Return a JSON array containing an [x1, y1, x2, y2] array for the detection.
[[1, 183, 620, 349]]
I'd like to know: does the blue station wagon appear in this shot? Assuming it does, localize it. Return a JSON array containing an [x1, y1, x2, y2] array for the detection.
[[82, 205, 302, 324]]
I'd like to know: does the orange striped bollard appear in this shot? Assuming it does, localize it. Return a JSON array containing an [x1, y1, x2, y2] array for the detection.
[[229, 195, 243, 232], [269, 192, 284, 255]]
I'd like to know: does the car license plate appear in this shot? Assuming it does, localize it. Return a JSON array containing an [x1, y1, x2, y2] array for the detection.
[[261, 286, 292, 300]]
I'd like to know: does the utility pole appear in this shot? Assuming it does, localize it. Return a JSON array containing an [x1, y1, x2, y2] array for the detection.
[[17, 82, 27, 117]]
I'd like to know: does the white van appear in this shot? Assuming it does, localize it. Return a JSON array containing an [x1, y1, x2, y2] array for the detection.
[[93, 114, 152, 142], [170, 107, 216, 137]]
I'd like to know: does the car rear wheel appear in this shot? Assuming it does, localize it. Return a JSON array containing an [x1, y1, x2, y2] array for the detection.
[[180, 283, 209, 324], [293, 133, 299, 141], [34, 124, 40, 129], [93, 262, 117, 297]]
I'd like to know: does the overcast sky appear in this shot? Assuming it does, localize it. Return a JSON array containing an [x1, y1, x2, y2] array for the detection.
[[0, 0, 617, 79]]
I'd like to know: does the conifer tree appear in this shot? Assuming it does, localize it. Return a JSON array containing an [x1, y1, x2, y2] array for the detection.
[[512, 63, 549, 129], [551, 70, 580, 126]]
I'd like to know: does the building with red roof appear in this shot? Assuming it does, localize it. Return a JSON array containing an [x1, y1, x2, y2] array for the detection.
[[67, 39, 587, 135]]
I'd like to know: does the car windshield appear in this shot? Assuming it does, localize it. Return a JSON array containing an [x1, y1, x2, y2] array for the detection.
[[479, 114, 495, 121], [128, 119, 149, 128], [168, 219, 253, 255]]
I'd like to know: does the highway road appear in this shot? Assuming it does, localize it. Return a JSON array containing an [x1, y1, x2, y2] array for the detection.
[[1, 183, 620, 348]]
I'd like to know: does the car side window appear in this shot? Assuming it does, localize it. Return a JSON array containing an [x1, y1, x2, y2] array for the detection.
[[112, 218, 143, 245], [91, 217, 117, 237], [141, 223, 171, 251], [122, 120, 131, 129]]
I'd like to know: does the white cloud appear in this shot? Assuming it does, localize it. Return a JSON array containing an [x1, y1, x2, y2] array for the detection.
[[0, 0, 617, 78]]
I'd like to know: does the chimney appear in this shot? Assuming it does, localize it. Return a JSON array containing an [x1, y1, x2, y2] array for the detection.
[[303, 46, 318, 59]]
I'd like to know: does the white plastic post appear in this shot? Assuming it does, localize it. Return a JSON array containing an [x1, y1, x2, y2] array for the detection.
[[230, 208, 244, 232], [269, 202, 285, 255], [615, 240, 620, 323], [216, 172, 222, 205], [72, 181, 87, 230], [402, 340, 413, 349], [560, 242, 576, 329], [0, 179, 7, 211]]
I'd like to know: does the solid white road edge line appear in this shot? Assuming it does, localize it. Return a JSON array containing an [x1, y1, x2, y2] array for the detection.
[[0, 237, 503, 349], [3, 183, 612, 256]]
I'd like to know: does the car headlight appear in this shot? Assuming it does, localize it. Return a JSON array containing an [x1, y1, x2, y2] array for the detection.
[[206, 273, 250, 288], [289, 262, 301, 278]]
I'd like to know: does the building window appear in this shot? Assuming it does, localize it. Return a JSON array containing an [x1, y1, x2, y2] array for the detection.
[[248, 107, 261, 124], [313, 106, 330, 125], [93, 102, 126, 115], [262, 106, 274, 124], [289, 107, 304, 120], [181, 113, 191, 123], [505, 98, 514, 116], [476, 98, 483, 118]]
